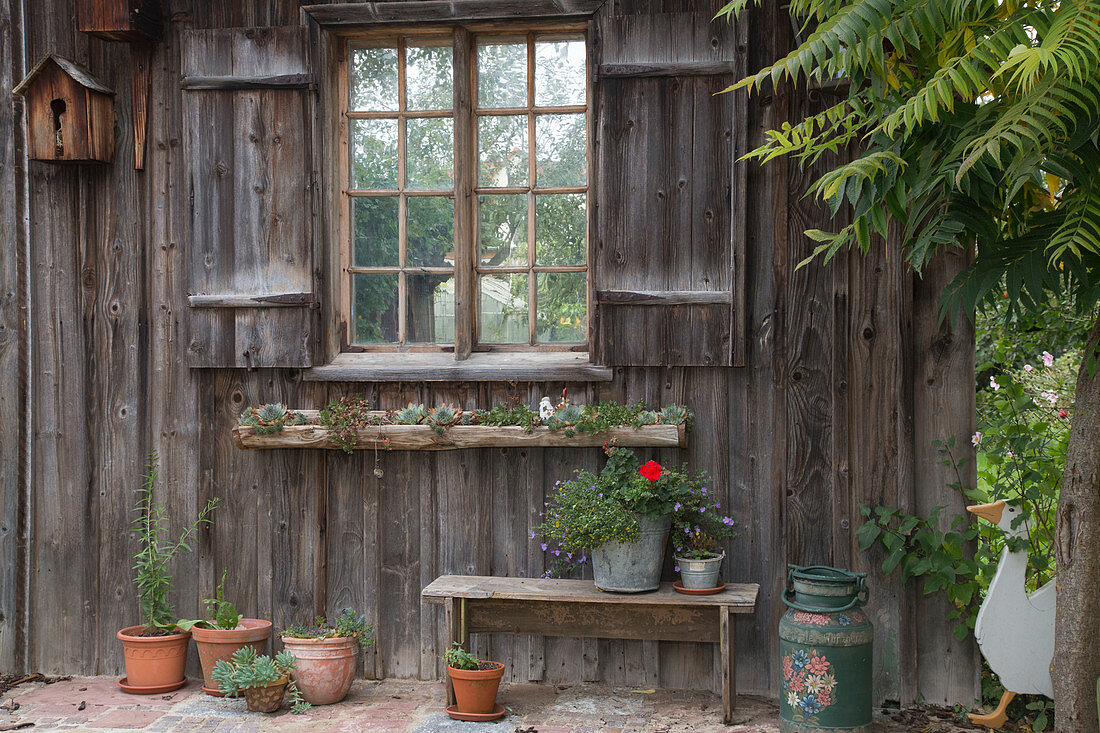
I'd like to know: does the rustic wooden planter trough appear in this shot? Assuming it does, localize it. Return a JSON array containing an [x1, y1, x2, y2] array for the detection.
[[233, 411, 687, 451]]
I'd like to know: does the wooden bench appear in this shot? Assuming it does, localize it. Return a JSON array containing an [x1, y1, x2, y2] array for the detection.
[[421, 575, 759, 724]]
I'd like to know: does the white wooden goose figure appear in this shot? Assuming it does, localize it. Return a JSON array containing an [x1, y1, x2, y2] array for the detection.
[[966, 500, 1055, 729]]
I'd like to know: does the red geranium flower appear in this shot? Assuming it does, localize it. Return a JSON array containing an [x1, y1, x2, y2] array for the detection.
[[639, 461, 662, 482]]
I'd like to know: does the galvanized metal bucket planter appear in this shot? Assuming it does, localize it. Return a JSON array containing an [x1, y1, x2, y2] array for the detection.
[[675, 551, 725, 589], [591, 514, 671, 593], [779, 565, 873, 733]]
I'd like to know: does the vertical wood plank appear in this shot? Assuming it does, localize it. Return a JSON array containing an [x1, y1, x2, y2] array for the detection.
[[911, 250, 981, 705], [0, 0, 27, 674]]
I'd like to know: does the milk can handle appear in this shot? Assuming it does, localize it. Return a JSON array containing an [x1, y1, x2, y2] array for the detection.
[[784, 565, 868, 613]]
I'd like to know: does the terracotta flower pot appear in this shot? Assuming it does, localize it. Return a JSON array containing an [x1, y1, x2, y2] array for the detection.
[[241, 674, 288, 713], [280, 636, 359, 705], [192, 619, 272, 696], [117, 626, 190, 692], [448, 662, 505, 714]]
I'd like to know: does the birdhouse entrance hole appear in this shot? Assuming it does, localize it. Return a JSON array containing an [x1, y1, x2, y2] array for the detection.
[[50, 98, 66, 157]]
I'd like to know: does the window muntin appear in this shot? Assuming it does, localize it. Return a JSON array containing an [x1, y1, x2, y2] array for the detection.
[[343, 31, 588, 351]]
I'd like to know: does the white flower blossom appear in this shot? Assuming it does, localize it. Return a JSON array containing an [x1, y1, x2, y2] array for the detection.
[[971, 432, 982, 447], [989, 376, 1001, 391]]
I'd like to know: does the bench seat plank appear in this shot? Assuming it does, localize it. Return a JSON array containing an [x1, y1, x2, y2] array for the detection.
[[421, 575, 759, 610]]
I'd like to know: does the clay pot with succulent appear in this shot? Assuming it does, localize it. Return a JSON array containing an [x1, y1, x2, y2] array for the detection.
[[444, 643, 505, 718], [178, 570, 273, 696], [118, 452, 218, 694], [211, 647, 310, 714], [280, 609, 375, 705]]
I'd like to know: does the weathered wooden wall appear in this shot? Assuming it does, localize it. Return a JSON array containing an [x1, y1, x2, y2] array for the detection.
[[1, 0, 980, 705]]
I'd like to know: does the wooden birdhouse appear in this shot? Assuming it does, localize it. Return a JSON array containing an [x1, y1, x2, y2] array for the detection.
[[75, 0, 162, 42], [13, 55, 115, 164]]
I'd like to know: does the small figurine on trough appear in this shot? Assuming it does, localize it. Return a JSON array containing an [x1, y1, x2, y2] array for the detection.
[[966, 500, 1055, 729]]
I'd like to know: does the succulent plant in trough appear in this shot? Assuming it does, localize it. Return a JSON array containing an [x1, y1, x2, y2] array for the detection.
[[394, 403, 428, 425], [426, 404, 463, 435], [238, 404, 307, 435]]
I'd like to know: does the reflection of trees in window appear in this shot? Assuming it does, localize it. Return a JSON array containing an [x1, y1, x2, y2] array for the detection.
[[349, 39, 454, 345], [476, 35, 588, 345], [344, 33, 587, 349]]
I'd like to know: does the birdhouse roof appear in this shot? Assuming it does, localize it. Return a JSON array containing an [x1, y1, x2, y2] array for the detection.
[[13, 54, 114, 96]]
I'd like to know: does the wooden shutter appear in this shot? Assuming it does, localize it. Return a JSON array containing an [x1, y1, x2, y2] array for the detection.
[[183, 27, 318, 368], [591, 9, 746, 367]]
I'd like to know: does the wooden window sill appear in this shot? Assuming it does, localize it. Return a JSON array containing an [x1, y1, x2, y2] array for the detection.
[[302, 352, 613, 382]]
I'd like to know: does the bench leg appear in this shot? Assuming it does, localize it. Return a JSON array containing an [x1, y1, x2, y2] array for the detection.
[[720, 606, 736, 724], [444, 598, 469, 708]]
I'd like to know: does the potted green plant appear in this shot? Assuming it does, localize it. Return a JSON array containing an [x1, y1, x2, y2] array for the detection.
[[179, 570, 273, 696], [444, 643, 505, 719], [537, 446, 732, 593], [670, 484, 736, 591], [280, 608, 374, 705], [118, 451, 218, 694], [211, 647, 309, 713]]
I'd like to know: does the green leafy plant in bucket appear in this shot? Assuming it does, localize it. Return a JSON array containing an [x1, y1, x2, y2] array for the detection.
[[535, 446, 733, 576], [132, 451, 218, 634]]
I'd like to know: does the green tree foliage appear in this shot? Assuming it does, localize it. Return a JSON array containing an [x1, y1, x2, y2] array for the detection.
[[716, 0, 1100, 316]]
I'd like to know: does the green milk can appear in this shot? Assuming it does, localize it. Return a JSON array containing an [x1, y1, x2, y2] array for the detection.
[[779, 565, 873, 733]]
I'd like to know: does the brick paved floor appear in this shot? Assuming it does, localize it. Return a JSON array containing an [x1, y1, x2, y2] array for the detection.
[[0, 676, 978, 731], [0, 677, 782, 732]]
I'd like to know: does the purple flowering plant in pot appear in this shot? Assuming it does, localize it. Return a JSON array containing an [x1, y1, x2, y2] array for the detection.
[[669, 477, 737, 589], [534, 445, 736, 588]]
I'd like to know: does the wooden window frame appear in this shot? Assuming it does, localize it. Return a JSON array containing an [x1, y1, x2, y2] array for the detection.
[[338, 24, 591, 360]]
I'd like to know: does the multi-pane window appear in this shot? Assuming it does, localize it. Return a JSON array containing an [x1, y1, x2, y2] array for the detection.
[[344, 31, 588, 351]]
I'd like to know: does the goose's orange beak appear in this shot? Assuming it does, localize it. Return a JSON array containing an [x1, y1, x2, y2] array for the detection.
[[967, 500, 1005, 523]]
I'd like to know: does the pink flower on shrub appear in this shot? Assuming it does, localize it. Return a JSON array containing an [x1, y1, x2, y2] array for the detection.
[[1043, 351, 1054, 367], [989, 376, 1000, 391], [1024, 364, 1033, 371]]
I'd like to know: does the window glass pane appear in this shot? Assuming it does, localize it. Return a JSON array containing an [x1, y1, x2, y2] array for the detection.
[[350, 46, 398, 111], [535, 39, 585, 106], [407, 196, 455, 267], [479, 115, 527, 187], [536, 194, 585, 266], [406, 42, 453, 111], [352, 197, 399, 267], [536, 272, 586, 342], [353, 273, 399, 344], [479, 194, 528, 267], [480, 274, 529, 343], [407, 274, 455, 344], [407, 118, 454, 190], [477, 40, 526, 108], [536, 113, 586, 187], [351, 119, 398, 189]]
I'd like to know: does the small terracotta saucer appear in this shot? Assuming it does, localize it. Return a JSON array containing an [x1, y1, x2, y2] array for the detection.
[[445, 703, 507, 721], [201, 684, 226, 697], [673, 581, 726, 596], [118, 677, 188, 695]]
